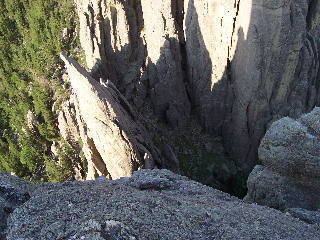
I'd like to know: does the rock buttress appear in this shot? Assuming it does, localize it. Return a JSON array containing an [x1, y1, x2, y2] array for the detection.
[[60, 53, 160, 179]]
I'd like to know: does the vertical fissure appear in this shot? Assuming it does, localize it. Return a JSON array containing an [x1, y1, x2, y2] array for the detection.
[[227, 0, 241, 61], [173, 0, 193, 105]]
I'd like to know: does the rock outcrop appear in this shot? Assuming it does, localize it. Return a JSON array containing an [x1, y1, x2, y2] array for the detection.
[[56, 93, 110, 180], [73, 0, 320, 174], [60, 53, 161, 179], [1, 170, 319, 239], [74, 0, 190, 128], [0, 173, 35, 239], [245, 108, 320, 211], [286, 208, 320, 225]]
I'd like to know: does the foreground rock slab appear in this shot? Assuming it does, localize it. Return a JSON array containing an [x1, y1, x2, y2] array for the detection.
[[0, 173, 35, 238], [3, 170, 320, 239]]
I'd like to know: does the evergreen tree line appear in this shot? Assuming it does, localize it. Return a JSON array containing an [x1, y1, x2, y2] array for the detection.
[[0, 0, 85, 181]]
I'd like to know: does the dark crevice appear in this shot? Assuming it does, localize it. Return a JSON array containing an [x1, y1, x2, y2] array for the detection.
[[110, 7, 118, 51], [306, 0, 319, 30], [228, 0, 241, 60], [86, 136, 111, 179], [173, 0, 193, 107]]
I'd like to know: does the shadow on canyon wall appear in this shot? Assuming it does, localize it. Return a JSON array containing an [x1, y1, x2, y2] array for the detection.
[[184, 0, 320, 177], [87, 0, 320, 196], [183, 0, 251, 170], [87, 0, 250, 196]]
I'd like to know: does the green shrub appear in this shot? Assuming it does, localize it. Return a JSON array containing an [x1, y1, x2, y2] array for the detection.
[[0, 0, 82, 181]]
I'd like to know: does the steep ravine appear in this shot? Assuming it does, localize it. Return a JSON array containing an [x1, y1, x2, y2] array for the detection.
[[57, 0, 320, 194]]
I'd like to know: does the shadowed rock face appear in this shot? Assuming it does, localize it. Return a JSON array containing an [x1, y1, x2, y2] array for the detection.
[[0, 173, 35, 239], [184, 0, 320, 173], [73, 0, 320, 174], [74, 0, 191, 128], [245, 108, 320, 211], [60, 53, 161, 179], [2, 170, 320, 239]]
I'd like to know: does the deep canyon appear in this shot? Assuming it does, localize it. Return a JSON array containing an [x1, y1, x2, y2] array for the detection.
[[58, 0, 320, 184], [0, 0, 320, 239]]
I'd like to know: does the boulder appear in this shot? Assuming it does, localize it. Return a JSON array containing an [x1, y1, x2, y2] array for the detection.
[[245, 165, 320, 211], [245, 108, 320, 211], [259, 108, 320, 180], [3, 170, 320, 239]]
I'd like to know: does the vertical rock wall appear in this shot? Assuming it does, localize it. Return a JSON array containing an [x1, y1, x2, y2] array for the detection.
[[75, 0, 190, 127], [73, 0, 320, 174], [184, 0, 320, 172]]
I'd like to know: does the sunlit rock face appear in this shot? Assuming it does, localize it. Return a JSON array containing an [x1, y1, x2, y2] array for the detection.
[[74, 0, 190, 128], [56, 93, 110, 180], [72, 0, 320, 174], [60, 53, 161, 179]]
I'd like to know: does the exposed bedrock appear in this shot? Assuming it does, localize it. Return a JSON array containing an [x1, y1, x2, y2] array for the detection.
[[0, 173, 35, 238], [2, 170, 320, 239], [245, 108, 320, 211], [75, 0, 190, 128], [56, 93, 110, 180], [60, 53, 162, 179], [185, 0, 320, 173], [74, 0, 320, 174]]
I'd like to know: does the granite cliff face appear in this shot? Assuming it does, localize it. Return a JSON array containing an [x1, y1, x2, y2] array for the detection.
[[59, 53, 163, 180], [1, 170, 320, 239], [67, 0, 320, 176]]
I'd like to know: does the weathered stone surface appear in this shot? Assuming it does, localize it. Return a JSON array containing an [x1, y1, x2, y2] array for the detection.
[[26, 110, 37, 132], [73, 0, 320, 173], [245, 108, 320, 211], [183, 0, 236, 131], [259, 108, 320, 180], [286, 208, 320, 225], [75, 0, 190, 128], [56, 93, 109, 180], [61, 53, 160, 179], [141, 0, 190, 125], [0, 173, 35, 238], [183, 0, 320, 172], [244, 165, 320, 211], [4, 170, 320, 239]]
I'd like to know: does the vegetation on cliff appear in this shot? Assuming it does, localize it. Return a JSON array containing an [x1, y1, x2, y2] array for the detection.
[[0, 0, 81, 181]]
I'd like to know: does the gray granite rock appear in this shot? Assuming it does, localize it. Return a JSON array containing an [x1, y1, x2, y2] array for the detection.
[[184, 0, 320, 173], [3, 169, 320, 239], [73, 0, 320, 174], [244, 165, 320, 211], [0, 173, 35, 239], [60, 53, 161, 179], [245, 108, 320, 211], [286, 208, 320, 225], [259, 108, 320, 180]]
